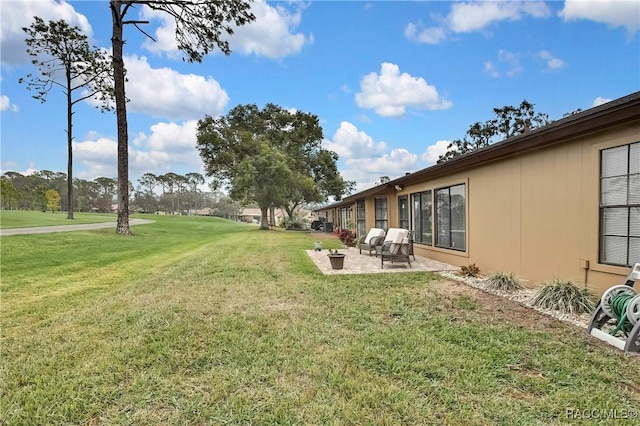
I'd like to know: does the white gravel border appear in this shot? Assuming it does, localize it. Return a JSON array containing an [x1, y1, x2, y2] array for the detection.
[[437, 271, 592, 329]]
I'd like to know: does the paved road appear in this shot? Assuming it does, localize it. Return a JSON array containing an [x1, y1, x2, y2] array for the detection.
[[0, 219, 155, 236]]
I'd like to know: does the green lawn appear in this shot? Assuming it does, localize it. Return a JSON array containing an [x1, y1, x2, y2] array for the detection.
[[1, 214, 639, 425], [0, 210, 118, 229]]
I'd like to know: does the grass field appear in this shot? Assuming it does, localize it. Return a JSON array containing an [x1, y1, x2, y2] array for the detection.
[[0, 210, 118, 229], [1, 214, 639, 425]]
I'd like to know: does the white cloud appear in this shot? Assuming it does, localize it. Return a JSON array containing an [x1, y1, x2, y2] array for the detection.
[[74, 137, 118, 162], [337, 147, 420, 194], [73, 120, 202, 180], [136, 119, 201, 171], [133, 119, 201, 171], [421, 140, 451, 165], [0, 0, 92, 66], [322, 122, 419, 190], [483, 61, 499, 78], [139, 8, 182, 59], [21, 162, 38, 176], [140, 0, 310, 59], [447, 1, 550, 33], [0, 95, 19, 113], [0, 160, 18, 172], [355, 63, 452, 117], [322, 121, 386, 159], [593, 96, 613, 107], [405, 1, 550, 45], [73, 137, 119, 179], [345, 148, 418, 176], [538, 50, 566, 71], [122, 55, 229, 120], [0, 161, 37, 176], [484, 50, 522, 78], [229, 0, 310, 58], [521, 2, 554, 19], [486, 49, 565, 77], [356, 114, 372, 124], [339, 168, 378, 194], [404, 22, 446, 44], [559, 0, 639, 33], [145, 120, 199, 154]]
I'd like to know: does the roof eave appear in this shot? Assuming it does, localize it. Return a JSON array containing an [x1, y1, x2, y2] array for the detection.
[[391, 91, 640, 188]]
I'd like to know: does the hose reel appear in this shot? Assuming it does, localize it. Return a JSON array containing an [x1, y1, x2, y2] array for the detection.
[[627, 294, 640, 325], [587, 263, 640, 355]]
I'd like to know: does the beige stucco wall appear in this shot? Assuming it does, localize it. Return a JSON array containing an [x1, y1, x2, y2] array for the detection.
[[363, 198, 377, 233], [403, 121, 639, 295]]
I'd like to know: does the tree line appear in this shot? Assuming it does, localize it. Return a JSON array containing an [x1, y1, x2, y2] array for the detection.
[[0, 170, 243, 218]]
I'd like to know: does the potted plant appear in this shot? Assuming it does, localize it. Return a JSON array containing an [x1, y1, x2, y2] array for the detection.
[[314, 240, 323, 251], [327, 249, 346, 270]]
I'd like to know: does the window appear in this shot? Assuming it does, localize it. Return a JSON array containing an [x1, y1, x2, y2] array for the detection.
[[340, 206, 351, 229], [435, 184, 466, 251], [374, 197, 388, 229], [600, 142, 640, 266], [356, 199, 366, 238], [412, 191, 432, 245], [398, 196, 409, 230]]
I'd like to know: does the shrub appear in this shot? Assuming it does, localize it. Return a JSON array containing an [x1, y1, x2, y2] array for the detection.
[[531, 279, 596, 315], [460, 263, 480, 277], [337, 228, 357, 247], [486, 272, 522, 291], [279, 214, 308, 230]]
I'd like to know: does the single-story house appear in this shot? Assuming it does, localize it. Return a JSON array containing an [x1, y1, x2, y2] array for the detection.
[[316, 91, 640, 295], [238, 208, 314, 226], [238, 208, 282, 224]]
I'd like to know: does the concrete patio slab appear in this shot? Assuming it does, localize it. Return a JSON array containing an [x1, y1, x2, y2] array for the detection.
[[306, 247, 459, 275]]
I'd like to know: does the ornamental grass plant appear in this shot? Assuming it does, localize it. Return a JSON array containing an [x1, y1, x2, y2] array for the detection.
[[531, 278, 596, 315], [485, 271, 522, 291]]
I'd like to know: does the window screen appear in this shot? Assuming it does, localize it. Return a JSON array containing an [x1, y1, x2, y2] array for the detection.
[[398, 196, 409, 230], [374, 197, 388, 230], [600, 142, 640, 266], [435, 184, 466, 251], [411, 191, 432, 245], [356, 199, 366, 239]]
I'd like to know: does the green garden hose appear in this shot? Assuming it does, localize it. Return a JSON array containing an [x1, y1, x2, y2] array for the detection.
[[609, 294, 634, 336]]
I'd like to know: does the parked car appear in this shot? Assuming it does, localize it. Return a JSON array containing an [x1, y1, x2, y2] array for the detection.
[[310, 220, 324, 231]]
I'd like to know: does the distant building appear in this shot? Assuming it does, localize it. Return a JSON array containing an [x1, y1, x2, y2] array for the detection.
[[237, 208, 314, 226]]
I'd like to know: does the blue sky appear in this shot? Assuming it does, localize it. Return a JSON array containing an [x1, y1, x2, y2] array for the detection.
[[1, 0, 638, 192]]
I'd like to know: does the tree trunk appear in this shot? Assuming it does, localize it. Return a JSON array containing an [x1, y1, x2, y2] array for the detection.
[[260, 206, 270, 230], [285, 204, 296, 220], [111, 1, 131, 235], [66, 67, 74, 220]]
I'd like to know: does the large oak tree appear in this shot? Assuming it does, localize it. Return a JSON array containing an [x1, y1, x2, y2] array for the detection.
[[196, 103, 351, 229]]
